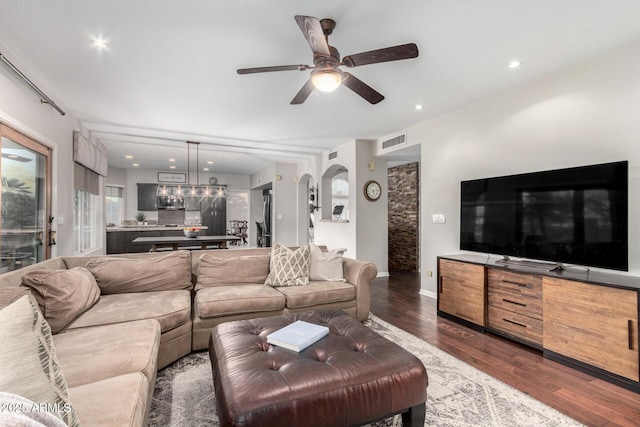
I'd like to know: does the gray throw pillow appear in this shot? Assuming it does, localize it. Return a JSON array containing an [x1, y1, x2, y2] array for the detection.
[[22, 267, 101, 333], [309, 244, 347, 282]]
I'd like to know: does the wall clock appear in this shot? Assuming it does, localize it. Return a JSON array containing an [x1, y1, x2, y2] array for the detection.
[[208, 176, 218, 185], [364, 180, 382, 201]]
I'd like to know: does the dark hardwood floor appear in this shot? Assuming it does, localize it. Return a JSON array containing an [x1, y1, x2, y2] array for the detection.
[[369, 271, 640, 427]]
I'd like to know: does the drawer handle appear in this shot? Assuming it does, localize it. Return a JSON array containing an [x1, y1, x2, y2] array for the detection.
[[439, 277, 443, 294], [503, 318, 527, 328], [503, 298, 526, 307], [504, 280, 528, 288], [629, 320, 634, 350]]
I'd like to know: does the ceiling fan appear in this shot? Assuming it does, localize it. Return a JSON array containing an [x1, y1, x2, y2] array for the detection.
[[237, 15, 419, 105]]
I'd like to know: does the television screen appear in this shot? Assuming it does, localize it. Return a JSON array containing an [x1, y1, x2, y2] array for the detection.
[[460, 161, 628, 270]]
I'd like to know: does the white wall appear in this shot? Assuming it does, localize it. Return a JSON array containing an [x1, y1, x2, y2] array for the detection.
[[314, 141, 357, 255], [0, 44, 81, 257], [272, 162, 298, 246], [408, 38, 640, 296], [314, 139, 389, 272], [106, 166, 127, 187], [355, 140, 389, 274]]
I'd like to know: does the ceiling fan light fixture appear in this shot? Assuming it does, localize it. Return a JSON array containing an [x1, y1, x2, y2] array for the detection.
[[311, 69, 343, 92]]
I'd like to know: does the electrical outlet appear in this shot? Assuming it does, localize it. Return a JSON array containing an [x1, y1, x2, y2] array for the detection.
[[432, 214, 446, 224]]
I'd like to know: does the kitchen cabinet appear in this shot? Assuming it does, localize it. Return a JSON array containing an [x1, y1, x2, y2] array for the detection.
[[137, 184, 158, 211], [106, 228, 188, 254]]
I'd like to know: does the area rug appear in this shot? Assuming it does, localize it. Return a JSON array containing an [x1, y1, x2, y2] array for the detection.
[[149, 315, 584, 426]]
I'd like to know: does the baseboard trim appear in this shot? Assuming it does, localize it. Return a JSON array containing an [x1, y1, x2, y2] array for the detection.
[[419, 289, 437, 299], [376, 272, 390, 278]]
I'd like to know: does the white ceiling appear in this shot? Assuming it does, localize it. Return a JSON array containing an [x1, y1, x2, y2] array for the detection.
[[2, 1, 640, 175]]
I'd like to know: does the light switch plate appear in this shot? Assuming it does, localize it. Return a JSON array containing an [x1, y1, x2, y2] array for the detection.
[[432, 214, 446, 224]]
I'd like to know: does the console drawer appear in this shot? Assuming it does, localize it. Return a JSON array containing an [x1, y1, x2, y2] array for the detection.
[[488, 269, 542, 299], [488, 305, 543, 346], [488, 286, 543, 320]]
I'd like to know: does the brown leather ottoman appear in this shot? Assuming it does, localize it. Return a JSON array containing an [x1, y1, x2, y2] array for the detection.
[[209, 310, 428, 427]]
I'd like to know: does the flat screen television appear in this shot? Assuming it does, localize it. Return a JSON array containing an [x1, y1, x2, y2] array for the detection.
[[460, 161, 628, 271]]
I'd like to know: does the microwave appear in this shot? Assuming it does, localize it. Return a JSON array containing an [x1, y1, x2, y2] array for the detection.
[[157, 195, 185, 210]]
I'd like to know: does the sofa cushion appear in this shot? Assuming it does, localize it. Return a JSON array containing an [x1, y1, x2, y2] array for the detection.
[[196, 253, 270, 289], [195, 285, 285, 319], [309, 244, 347, 282], [264, 243, 310, 287], [0, 285, 31, 309], [277, 281, 356, 309], [86, 250, 192, 294], [68, 373, 149, 427], [21, 267, 101, 333], [64, 290, 191, 333], [0, 296, 79, 426], [53, 319, 161, 388]]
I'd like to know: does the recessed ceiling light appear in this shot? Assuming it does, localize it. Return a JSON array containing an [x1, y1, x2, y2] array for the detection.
[[125, 155, 133, 159], [91, 38, 109, 49], [132, 163, 139, 167], [169, 165, 176, 169], [169, 158, 175, 162], [415, 104, 423, 110], [207, 161, 213, 164], [508, 60, 521, 69], [202, 168, 209, 171]]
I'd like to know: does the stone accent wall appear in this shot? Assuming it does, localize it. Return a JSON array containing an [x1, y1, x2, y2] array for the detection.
[[388, 162, 419, 272]]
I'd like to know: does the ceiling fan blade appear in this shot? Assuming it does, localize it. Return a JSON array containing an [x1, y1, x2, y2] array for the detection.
[[294, 15, 331, 58], [342, 43, 419, 68], [342, 73, 384, 104], [290, 79, 315, 105], [237, 65, 309, 74]]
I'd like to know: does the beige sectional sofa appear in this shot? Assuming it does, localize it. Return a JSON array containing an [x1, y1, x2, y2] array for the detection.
[[0, 246, 377, 426]]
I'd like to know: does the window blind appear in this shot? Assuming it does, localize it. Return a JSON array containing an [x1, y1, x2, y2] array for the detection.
[[74, 162, 100, 195]]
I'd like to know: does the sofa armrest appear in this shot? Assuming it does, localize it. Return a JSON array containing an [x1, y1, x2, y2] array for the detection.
[[342, 257, 377, 322]]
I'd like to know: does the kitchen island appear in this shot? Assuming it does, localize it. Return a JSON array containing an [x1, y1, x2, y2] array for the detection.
[[132, 235, 241, 251], [106, 225, 208, 254]]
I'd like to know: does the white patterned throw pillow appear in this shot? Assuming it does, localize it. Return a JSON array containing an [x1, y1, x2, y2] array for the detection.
[[264, 243, 310, 287], [0, 295, 79, 426]]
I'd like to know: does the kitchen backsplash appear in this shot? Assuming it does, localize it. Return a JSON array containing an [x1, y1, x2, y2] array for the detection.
[[158, 209, 185, 225]]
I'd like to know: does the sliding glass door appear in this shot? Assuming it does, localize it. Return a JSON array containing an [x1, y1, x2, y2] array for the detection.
[[0, 124, 51, 272]]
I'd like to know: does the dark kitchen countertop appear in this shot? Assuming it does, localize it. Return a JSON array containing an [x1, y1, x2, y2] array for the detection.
[[106, 225, 208, 232]]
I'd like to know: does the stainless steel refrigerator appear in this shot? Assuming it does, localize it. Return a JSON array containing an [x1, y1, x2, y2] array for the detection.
[[261, 189, 272, 247]]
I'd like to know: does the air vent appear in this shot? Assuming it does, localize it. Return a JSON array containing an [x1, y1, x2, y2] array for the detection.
[[382, 134, 407, 150], [328, 151, 338, 160]]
